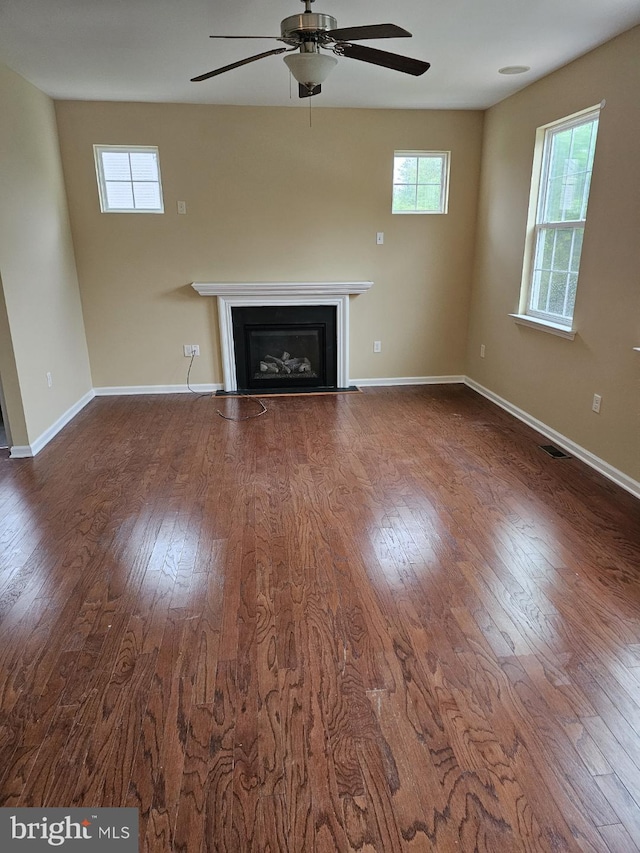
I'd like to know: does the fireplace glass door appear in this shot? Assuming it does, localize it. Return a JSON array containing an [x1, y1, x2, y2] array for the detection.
[[232, 305, 337, 391]]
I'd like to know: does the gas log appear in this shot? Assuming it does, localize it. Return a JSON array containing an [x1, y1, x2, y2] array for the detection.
[[259, 352, 312, 375]]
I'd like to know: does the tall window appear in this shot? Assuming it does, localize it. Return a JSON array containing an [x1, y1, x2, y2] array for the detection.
[[392, 151, 450, 214], [524, 109, 599, 327], [94, 145, 164, 213]]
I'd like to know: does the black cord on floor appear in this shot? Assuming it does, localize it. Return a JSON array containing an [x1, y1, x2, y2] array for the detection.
[[186, 352, 268, 420], [216, 397, 268, 421]]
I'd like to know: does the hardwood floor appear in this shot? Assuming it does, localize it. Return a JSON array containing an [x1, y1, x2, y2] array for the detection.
[[1, 385, 640, 851]]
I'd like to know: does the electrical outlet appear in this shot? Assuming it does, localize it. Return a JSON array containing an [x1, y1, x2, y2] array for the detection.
[[177, 200, 187, 214], [592, 393, 602, 413], [191, 344, 200, 357], [183, 344, 200, 357], [46, 371, 53, 388], [373, 341, 382, 353], [480, 344, 486, 358]]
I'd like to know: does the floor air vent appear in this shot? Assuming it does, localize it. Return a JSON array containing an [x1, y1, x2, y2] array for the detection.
[[539, 444, 571, 459]]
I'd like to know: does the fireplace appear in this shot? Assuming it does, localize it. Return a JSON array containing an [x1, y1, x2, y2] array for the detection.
[[232, 304, 337, 391], [191, 281, 373, 392]]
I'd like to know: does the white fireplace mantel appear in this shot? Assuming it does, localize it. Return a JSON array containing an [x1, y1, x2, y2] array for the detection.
[[191, 281, 373, 392], [192, 281, 373, 298]]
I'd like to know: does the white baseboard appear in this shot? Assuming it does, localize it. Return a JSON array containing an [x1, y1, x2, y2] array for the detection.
[[94, 383, 222, 396], [465, 377, 640, 501], [97, 378, 465, 394], [10, 388, 95, 459], [8, 445, 33, 459], [352, 375, 465, 387], [95, 379, 464, 394]]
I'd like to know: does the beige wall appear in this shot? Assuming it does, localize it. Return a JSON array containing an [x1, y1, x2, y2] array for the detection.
[[0, 274, 27, 446], [0, 63, 92, 448], [466, 26, 640, 482], [54, 102, 483, 387]]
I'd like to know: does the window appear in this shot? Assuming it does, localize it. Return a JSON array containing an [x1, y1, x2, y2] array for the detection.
[[94, 145, 164, 213], [522, 108, 600, 328], [392, 151, 450, 214]]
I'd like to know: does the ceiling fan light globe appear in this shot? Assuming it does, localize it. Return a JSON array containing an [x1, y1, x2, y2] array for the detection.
[[284, 52, 338, 87]]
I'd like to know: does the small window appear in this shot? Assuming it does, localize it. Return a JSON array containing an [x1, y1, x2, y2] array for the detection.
[[522, 108, 600, 327], [94, 145, 164, 213], [392, 151, 450, 214]]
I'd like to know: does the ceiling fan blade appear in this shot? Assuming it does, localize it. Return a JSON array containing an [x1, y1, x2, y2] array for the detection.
[[336, 43, 430, 76], [327, 23, 411, 41], [209, 35, 282, 40], [299, 83, 321, 98], [191, 47, 288, 82]]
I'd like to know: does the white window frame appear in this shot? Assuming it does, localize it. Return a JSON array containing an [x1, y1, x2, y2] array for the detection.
[[392, 150, 450, 215], [94, 145, 164, 214], [518, 106, 600, 332]]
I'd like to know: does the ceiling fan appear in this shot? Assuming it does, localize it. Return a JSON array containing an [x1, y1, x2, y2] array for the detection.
[[191, 0, 430, 98]]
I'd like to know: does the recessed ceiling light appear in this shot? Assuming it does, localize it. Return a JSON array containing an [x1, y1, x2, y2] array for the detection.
[[498, 65, 531, 75]]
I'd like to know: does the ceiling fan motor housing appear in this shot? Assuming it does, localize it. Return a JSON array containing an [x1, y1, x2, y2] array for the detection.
[[280, 13, 338, 44]]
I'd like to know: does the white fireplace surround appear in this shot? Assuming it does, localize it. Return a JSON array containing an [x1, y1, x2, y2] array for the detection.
[[192, 281, 373, 392]]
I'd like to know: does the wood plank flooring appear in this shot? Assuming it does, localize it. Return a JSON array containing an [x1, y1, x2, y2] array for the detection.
[[1, 385, 640, 851]]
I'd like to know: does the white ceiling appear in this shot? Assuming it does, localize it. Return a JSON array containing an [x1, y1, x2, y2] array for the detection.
[[1, 0, 639, 110]]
